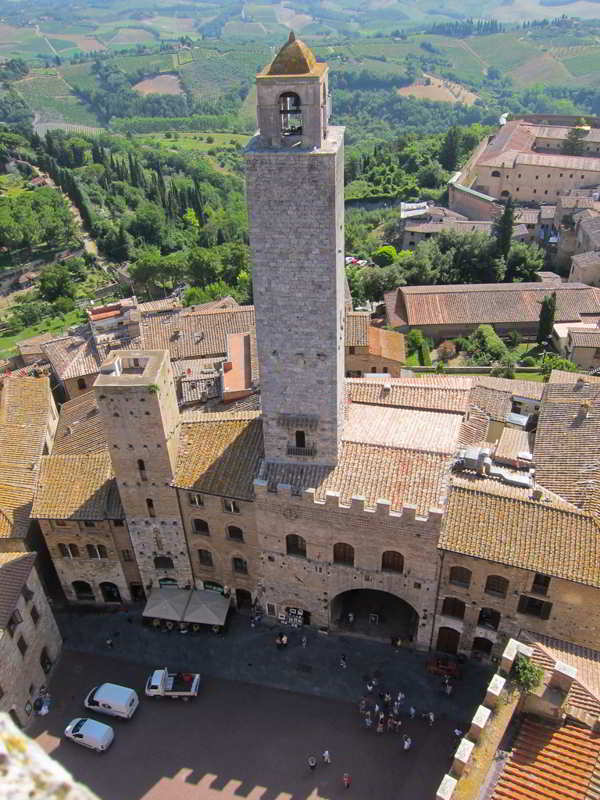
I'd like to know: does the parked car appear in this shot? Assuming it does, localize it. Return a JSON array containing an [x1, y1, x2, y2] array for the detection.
[[145, 668, 201, 700], [64, 718, 114, 752], [84, 683, 139, 719]]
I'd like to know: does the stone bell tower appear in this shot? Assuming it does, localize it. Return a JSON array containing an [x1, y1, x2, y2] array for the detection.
[[245, 32, 345, 467]]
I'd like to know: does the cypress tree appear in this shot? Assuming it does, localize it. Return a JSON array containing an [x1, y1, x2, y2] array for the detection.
[[493, 196, 514, 260], [439, 126, 461, 171], [537, 291, 557, 344]]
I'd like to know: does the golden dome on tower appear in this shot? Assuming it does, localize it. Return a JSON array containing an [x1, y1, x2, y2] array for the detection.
[[267, 31, 318, 75]]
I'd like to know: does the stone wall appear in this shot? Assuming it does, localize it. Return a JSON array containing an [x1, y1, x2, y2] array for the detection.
[[245, 127, 345, 467], [254, 481, 442, 647], [64, 374, 97, 400], [434, 551, 600, 656], [345, 348, 404, 377], [178, 488, 258, 603], [0, 565, 62, 729]]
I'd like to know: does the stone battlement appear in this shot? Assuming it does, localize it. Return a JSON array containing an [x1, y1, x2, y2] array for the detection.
[[253, 478, 444, 522]]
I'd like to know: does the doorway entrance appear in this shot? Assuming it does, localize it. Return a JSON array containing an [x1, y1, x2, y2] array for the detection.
[[436, 626, 460, 655], [235, 588, 252, 610], [330, 589, 418, 641], [100, 582, 121, 603]]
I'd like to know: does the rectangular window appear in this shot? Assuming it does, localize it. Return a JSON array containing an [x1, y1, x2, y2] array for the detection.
[[198, 549, 213, 567], [17, 635, 28, 657], [517, 595, 552, 619], [83, 521, 96, 528], [349, 346, 355, 355], [189, 493, 204, 507], [223, 499, 240, 514], [146, 498, 156, 518], [7, 609, 22, 637], [121, 549, 133, 562], [531, 573, 551, 596], [30, 605, 39, 626], [266, 603, 277, 617], [113, 519, 124, 527], [232, 557, 248, 574], [21, 584, 33, 603]]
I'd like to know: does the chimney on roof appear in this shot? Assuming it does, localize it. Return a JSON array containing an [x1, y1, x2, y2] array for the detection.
[[580, 400, 591, 418]]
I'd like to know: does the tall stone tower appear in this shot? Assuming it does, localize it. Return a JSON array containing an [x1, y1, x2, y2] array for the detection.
[[94, 350, 193, 592], [245, 33, 345, 467]]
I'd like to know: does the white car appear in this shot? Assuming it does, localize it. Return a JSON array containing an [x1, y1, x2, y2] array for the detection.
[[64, 717, 114, 752]]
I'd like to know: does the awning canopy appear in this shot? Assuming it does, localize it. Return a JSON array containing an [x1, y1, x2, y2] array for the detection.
[[142, 588, 231, 626], [142, 588, 190, 622], [184, 589, 230, 626]]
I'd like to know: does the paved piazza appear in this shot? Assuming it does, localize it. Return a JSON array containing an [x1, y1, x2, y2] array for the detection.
[[30, 612, 492, 799]]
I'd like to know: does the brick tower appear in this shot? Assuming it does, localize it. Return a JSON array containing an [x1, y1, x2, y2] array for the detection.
[[94, 350, 193, 592], [245, 33, 345, 467]]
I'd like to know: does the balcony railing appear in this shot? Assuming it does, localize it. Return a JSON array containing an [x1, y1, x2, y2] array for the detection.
[[287, 445, 316, 457]]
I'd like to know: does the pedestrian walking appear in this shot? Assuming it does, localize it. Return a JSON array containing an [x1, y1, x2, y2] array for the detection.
[[454, 729, 464, 738], [427, 711, 435, 727], [392, 701, 399, 716], [366, 680, 374, 694], [105, 638, 113, 649], [276, 633, 283, 650], [394, 715, 402, 733], [359, 697, 367, 713], [384, 691, 391, 708], [347, 612, 354, 625], [397, 690, 405, 705], [364, 712, 372, 729], [409, 706, 416, 719], [339, 654, 347, 669], [322, 749, 331, 764], [376, 719, 384, 734], [386, 716, 395, 733], [281, 633, 288, 648], [402, 734, 412, 751], [301, 635, 307, 648], [374, 703, 380, 715], [308, 756, 317, 771], [343, 773, 352, 789]]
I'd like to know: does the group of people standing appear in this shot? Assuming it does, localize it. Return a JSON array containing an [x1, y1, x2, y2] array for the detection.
[[359, 680, 437, 750]]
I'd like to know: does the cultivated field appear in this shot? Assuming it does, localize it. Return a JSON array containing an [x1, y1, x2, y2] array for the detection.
[[133, 73, 183, 96], [398, 73, 478, 105]]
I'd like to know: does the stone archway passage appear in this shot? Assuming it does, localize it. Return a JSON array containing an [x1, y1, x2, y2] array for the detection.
[[436, 626, 460, 655], [330, 588, 419, 642], [100, 582, 122, 603]]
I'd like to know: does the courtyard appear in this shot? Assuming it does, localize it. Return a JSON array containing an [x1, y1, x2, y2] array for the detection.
[[29, 610, 493, 799]]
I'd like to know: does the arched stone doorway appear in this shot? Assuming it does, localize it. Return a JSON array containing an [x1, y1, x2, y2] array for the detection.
[[436, 626, 460, 655], [72, 580, 94, 602], [235, 588, 252, 610], [330, 589, 418, 641], [100, 582, 121, 603]]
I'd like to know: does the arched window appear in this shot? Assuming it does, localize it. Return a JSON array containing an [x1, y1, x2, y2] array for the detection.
[[381, 551, 404, 573], [279, 92, 302, 135], [58, 543, 69, 557], [449, 566, 471, 588], [441, 597, 466, 619], [472, 637, 493, 657], [478, 607, 500, 631], [77, 378, 87, 390], [72, 580, 94, 601], [146, 498, 155, 518], [295, 430, 306, 449], [192, 519, 209, 535], [227, 525, 244, 542], [485, 575, 508, 598], [154, 556, 174, 570], [98, 544, 107, 559], [286, 534, 306, 558], [491, 170, 501, 177], [100, 582, 121, 603], [137, 458, 147, 481], [333, 542, 354, 566]]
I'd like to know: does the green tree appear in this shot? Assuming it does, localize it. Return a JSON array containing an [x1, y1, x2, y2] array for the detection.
[[540, 353, 578, 378], [372, 245, 397, 267], [537, 291, 557, 344], [187, 247, 222, 287], [128, 202, 166, 246], [129, 245, 163, 294], [561, 123, 588, 156], [513, 655, 544, 692], [439, 126, 461, 171], [39, 263, 75, 303], [406, 329, 425, 353], [505, 241, 544, 281], [493, 196, 514, 260]]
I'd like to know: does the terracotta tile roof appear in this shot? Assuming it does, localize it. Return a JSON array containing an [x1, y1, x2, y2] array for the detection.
[[185, 296, 239, 313], [139, 307, 256, 361], [42, 333, 141, 381], [0, 552, 36, 628], [495, 427, 534, 464], [491, 719, 600, 800], [535, 382, 600, 506], [477, 376, 544, 401], [346, 376, 473, 413], [344, 402, 463, 453], [367, 326, 405, 362], [258, 441, 450, 516], [450, 472, 576, 508], [384, 283, 600, 329], [517, 150, 600, 172], [0, 375, 52, 427], [439, 482, 600, 587], [469, 384, 512, 421], [138, 298, 182, 314], [521, 631, 600, 717], [174, 417, 264, 500], [570, 328, 600, 348], [53, 393, 106, 455], [17, 332, 56, 358], [457, 406, 489, 447], [547, 370, 600, 385], [571, 251, 600, 268], [345, 312, 369, 347], [536, 124, 600, 143], [32, 451, 123, 520], [515, 208, 540, 225], [404, 219, 528, 238]]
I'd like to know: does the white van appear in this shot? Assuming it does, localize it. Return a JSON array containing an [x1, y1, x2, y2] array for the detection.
[[64, 718, 114, 752], [84, 683, 139, 719]]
